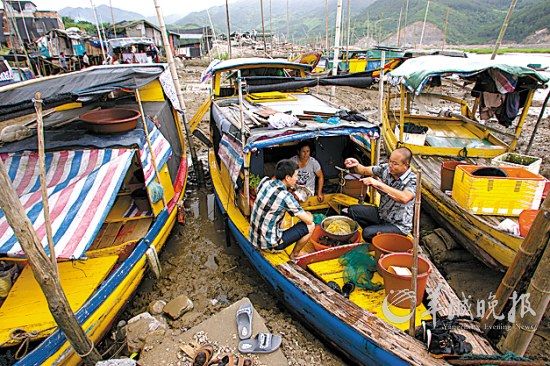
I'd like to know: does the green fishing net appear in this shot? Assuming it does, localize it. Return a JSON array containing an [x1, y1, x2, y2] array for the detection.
[[312, 213, 326, 225], [339, 246, 382, 291]]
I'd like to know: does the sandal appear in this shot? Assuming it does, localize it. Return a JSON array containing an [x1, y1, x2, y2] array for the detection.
[[342, 282, 355, 298], [238, 332, 282, 354], [209, 355, 253, 366], [236, 301, 253, 340], [326, 281, 342, 294], [193, 344, 214, 366]]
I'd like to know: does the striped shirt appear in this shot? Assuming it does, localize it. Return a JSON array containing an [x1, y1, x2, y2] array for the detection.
[[372, 163, 416, 234], [249, 177, 304, 249]]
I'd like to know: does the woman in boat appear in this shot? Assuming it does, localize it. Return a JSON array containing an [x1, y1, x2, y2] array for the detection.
[[344, 147, 416, 241], [249, 159, 315, 259], [290, 141, 325, 202]]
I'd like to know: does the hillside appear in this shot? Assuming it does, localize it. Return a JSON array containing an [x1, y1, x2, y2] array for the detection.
[[175, 0, 549, 46], [59, 5, 183, 27]]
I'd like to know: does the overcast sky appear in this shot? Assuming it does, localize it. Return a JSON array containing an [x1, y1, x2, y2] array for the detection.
[[31, 0, 231, 17]]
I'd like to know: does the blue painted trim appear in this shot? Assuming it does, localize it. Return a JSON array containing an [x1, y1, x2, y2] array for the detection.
[[16, 209, 170, 366], [214, 196, 409, 366]]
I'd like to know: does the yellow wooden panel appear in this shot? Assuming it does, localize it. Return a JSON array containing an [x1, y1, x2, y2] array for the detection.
[[308, 258, 431, 331], [54, 102, 82, 111], [114, 218, 152, 244], [138, 80, 165, 102], [245, 92, 297, 103], [0, 256, 118, 346], [151, 163, 175, 216], [106, 195, 133, 221]]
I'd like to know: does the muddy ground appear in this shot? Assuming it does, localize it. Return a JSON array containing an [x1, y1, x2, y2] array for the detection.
[[119, 55, 549, 364]]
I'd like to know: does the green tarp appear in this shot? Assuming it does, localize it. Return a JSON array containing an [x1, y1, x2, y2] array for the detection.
[[388, 55, 549, 95]]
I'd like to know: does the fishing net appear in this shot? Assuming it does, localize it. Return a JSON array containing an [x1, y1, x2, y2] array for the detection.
[[339, 246, 382, 291]]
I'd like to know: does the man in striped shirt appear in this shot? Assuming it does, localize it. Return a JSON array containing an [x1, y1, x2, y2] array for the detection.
[[344, 147, 417, 241], [249, 159, 315, 259]]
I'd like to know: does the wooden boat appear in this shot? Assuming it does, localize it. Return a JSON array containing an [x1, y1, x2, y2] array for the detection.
[[0, 64, 188, 365], [383, 55, 549, 270], [206, 58, 496, 365]]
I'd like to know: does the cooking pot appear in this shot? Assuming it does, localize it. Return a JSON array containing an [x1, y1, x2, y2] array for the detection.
[[320, 215, 359, 242]]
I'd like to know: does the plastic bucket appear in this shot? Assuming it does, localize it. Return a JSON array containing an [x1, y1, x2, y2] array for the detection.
[[377, 253, 432, 308], [371, 233, 413, 260], [440, 160, 467, 192], [519, 209, 540, 237], [310, 225, 361, 251]]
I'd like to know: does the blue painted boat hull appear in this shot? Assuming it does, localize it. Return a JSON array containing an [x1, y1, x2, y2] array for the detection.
[[215, 196, 410, 366]]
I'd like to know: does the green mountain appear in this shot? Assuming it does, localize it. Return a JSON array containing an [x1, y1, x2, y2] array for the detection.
[[174, 0, 549, 45]]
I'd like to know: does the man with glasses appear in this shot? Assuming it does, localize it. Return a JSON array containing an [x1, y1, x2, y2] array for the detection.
[[344, 147, 416, 241]]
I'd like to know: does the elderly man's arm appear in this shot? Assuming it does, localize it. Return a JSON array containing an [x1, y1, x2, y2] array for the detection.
[[361, 177, 415, 204]]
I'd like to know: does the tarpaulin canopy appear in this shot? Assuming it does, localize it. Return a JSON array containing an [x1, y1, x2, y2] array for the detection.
[[388, 55, 549, 95], [0, 64, 166, 119], [0, 149, 134, 259]]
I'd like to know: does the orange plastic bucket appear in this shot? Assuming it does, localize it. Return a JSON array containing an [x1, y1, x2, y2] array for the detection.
[[440, 160, 467, 192], [519, 210, 540, 237], [377, 253, 432, 308], [371, 233, 413, 260]]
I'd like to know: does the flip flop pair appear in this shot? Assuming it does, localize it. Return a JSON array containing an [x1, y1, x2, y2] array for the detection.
[[209, 354, 253, 366], [326, 281, 355, 298]]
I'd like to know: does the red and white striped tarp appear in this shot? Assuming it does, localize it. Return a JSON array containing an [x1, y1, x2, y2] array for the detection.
[[0, 149, 134, 259]]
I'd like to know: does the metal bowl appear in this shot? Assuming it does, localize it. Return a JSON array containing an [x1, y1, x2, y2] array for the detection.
[[320, 215, 359, 242], [80, 108, 140, 134]]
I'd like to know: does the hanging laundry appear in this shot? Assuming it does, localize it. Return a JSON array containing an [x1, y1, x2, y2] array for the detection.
[[488, 69, 517, 94], [495, 92, 521, 127], [479, 92, 504, 121]]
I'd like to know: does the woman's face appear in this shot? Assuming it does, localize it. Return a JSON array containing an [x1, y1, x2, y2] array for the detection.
[[298, 145, 311, 160]]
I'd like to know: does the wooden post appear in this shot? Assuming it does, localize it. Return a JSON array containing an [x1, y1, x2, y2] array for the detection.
[[0, 161, 101, 364], [491, 0, 517, 60], [525, 89, 549, 154], [260, 0, 267, 56], [409, 170, 422, 336], [399, 83, 405, 143], [509, 89, 534, 151], [501, 240, 549, 355], [135, 89, 167, 207], [225, 0, 232, 59], [152, 0, 206, 188], [480, 196, 550, 331], [33, 93, 57, 270]]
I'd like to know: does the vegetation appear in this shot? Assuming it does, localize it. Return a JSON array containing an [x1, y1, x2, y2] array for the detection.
[[175, 0, 548, 46], [61, 16, 109, 36]]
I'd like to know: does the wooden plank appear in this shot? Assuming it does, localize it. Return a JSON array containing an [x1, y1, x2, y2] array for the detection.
[[0, 256, 119, 346], [93, 222, 124, 249]]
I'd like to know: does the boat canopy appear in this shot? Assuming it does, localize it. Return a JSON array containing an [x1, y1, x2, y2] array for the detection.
[[0, 64, 167, 119], [210, 57, 313, 73], [0, 118, 172, 259], [389, 55, 550, 95], [243, 73, 374, 93]]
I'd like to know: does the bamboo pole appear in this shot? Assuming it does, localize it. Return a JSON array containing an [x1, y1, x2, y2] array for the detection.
[[399, 83, 405, 143], [396, 6, 403, 47], [501, 240, 550, 355], [345, 0, 351, 61], [403, 0, 409, 45], [2, 0, 36, 75], [442, 8, 449, 50], [33, 93, 57, 270], [409, 171, 422, 336], [260, 0, 267, 55], [331, 0, 343, 97], [0, 162, 101, 364], [525, 90, 550, 154], [135, 89, 167, 207], [325, 0, 329, 52], [378, 50, 386, 167], [237, 70, 250, 214], [491, 0, 517, 60], [419, 0, 430, 47], [90, 0, 107, 63], [225, 0, 232, 59], [269, 0, 273, 54], [2, 0, 23, 79], [286, 0, 290, 43], [480, 196, 550, 331], [109, 0, 117, 38], [152, 0, 205, 188]]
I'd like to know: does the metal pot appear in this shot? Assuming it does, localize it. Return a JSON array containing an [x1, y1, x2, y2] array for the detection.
[[320, 215, 359, 242]]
